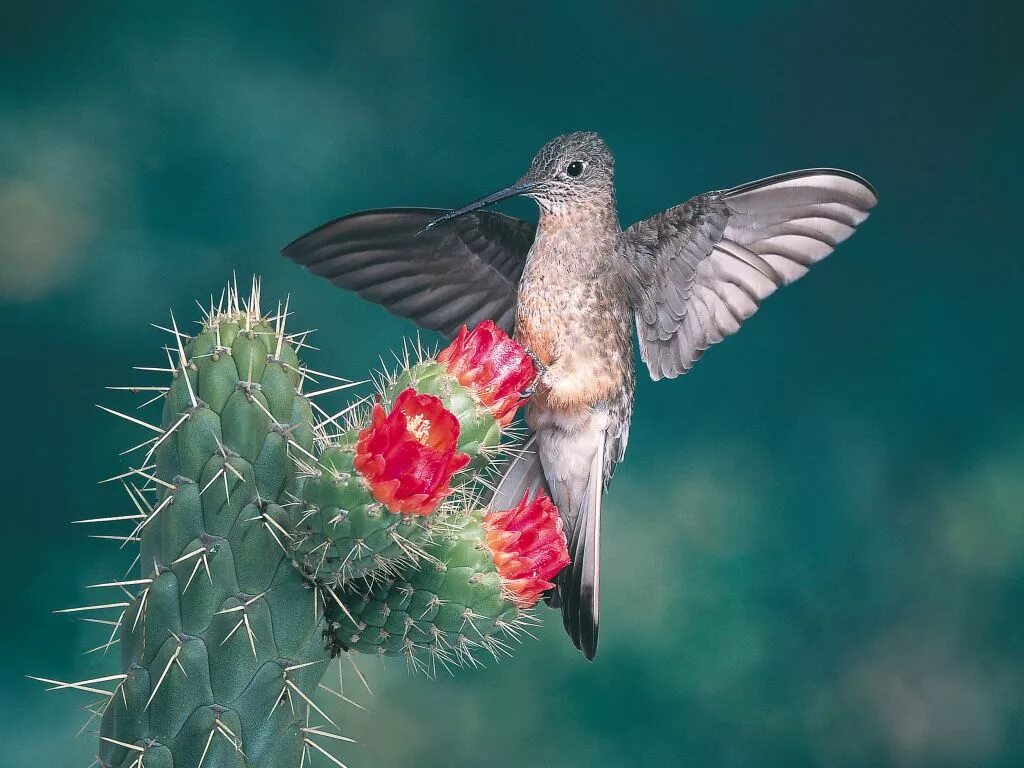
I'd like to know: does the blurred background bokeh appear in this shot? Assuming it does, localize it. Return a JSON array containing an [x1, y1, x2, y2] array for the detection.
[[2, 2, 1021, 766]]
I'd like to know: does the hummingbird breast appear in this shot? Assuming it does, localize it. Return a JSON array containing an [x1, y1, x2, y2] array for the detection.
[[514, 222, 635, 411]]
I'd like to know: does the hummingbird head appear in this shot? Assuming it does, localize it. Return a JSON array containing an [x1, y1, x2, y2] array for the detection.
[[424, 132, 616, 230], [519, 131, 616, 214]]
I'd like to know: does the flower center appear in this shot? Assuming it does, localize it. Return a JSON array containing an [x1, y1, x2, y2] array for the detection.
[[405, 413, 432, 443]]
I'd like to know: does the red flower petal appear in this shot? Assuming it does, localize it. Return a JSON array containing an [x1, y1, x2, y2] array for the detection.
[[483, 490, 571, 608], [354, 388, 470, 516], [437, 321, 536, 427]]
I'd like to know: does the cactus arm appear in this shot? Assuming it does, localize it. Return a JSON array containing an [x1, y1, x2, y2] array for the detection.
[[95, 287, 340, 768]]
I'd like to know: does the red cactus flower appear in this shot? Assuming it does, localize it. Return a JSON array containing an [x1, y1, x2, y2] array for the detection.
[[483, 490, 571, 608], [354, 388, 470, 516], [437, 321, 537, 427]]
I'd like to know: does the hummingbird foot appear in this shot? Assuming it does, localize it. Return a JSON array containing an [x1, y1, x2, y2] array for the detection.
[[523, 347, 548, 397]]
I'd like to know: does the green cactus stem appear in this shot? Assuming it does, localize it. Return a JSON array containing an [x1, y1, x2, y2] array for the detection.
[[288, 322, 538, 591], [325, 491, 570, 675], [89, 284, 345, 768]]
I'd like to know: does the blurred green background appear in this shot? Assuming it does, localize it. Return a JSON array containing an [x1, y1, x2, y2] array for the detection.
[[2, 2, 1021, 766]]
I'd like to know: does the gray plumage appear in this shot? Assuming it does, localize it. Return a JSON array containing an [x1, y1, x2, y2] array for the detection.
[[282, 208, 534, 338], [283, 132, 877, 660], [629, 169, 877, 379]]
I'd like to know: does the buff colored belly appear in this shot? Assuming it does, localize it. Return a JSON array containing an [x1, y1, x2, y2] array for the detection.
[[516, 291, 625, 410], [515, 306, 557, 367]]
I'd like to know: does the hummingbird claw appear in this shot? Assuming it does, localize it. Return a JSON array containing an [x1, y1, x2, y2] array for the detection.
[[523, 347, 547, 397]]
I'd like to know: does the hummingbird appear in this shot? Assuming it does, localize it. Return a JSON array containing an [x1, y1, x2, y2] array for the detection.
[[282, 132, 877, 660]]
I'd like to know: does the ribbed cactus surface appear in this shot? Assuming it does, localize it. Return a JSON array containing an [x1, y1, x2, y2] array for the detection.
[[95, 288, 336, 768], [290, 357, 507, 589], [326, 509, 521, 669], [326, 488, 571, 673]]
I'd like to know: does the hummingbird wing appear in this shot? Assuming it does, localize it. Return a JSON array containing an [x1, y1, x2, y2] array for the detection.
[[282, 208, 535, 338], [624, 169, 877, 380]]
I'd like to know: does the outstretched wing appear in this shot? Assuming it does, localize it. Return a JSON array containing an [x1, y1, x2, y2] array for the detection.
[[283, 208, 536, 338], [625, 170, 877, 380]]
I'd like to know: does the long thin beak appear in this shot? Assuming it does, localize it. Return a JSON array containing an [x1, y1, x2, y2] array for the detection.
[[422, 180, 538, 232]]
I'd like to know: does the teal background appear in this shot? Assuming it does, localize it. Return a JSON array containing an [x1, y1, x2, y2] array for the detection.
[[2, 2, 1021, 766]]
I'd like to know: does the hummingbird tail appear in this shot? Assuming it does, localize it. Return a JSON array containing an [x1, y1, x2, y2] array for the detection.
[[557, 438, 603, 661], [488, 432, 550, 509]]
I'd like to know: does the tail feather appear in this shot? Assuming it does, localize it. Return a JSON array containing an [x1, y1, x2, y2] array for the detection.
[[488, 432, 549, 510], [558, 439, 603, 660]]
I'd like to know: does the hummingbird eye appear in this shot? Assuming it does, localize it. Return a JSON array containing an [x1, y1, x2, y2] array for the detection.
[[565, 161, 585, 178]]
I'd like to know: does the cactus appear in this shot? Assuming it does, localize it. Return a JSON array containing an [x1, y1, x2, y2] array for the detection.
[[325, 493, 570, 674], [289, 321, 537, 590], [36, 282, 569, 766], [290, 390, 470, 588], [92, 285, 338, 768]]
